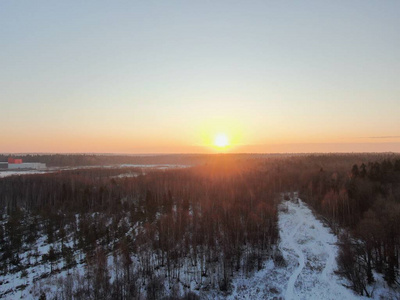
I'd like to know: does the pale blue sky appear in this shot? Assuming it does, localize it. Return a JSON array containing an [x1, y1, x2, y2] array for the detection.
[[1, 1, 399, 153]]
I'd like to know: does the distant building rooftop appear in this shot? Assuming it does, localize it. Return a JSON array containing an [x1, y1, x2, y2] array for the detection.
[[8, 157, 23, 164]]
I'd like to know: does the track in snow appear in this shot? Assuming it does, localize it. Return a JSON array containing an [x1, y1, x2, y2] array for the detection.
[[281, 215, 305, 300], [278, 196, 356, 300], [229, 194, 358, 299]]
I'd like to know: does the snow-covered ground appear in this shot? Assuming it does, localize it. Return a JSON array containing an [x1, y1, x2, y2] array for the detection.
[[229, 195, 400, 300], [0, 164, 190, 179], [0, 170, 54, 178], [229, 196, 358, 300], [277, 198, 357, 300], [49, 164, 191, 171]]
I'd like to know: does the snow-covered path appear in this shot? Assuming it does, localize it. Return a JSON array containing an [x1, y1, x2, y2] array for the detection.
[[229, 195, 358, 300], [282, 219, 305, 299], [278, 198, 356, 300]]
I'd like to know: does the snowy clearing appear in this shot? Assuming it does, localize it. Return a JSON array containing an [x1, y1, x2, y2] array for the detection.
[[277, 197, 357, 300], [0, 163, 190, 179], [0, 170, 54, 178], [229, 195, 358, 300]]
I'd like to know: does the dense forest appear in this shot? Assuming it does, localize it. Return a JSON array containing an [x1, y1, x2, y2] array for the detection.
[[0, 159, 280, 299], [0, 153, 399, 298], [299, 159, 400, 296]]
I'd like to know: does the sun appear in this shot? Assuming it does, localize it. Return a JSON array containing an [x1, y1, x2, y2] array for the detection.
[[214, 133, 229, 148]]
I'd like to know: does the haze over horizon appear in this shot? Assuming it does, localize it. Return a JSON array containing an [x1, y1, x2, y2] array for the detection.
[[1, 1, 399, 153]]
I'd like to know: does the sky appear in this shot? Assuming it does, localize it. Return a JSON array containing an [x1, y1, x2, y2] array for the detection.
[[1, 1, 400, 153]]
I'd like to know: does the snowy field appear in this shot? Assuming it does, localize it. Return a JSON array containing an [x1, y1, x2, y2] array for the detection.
[[0, 170, 54, 178], [0, 164, 190, 179], [51, 164, 191, 171]]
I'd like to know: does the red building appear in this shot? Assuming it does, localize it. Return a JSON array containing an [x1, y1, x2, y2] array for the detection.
[[8, 157, 23, 164]]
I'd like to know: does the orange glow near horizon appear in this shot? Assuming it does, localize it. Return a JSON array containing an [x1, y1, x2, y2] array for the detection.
[[2, 124, 400, 154], [2, 115, 400, 154]]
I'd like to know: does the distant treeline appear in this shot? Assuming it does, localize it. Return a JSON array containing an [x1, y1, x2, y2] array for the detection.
[[0, 152, 399, 167], [0, 154, 208, 167]]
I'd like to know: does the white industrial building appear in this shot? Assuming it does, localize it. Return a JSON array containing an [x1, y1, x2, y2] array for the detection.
[[4, 158, 46, 170]]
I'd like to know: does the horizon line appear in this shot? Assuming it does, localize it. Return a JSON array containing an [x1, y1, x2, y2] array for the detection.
[[1, 151, 399, 156]]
